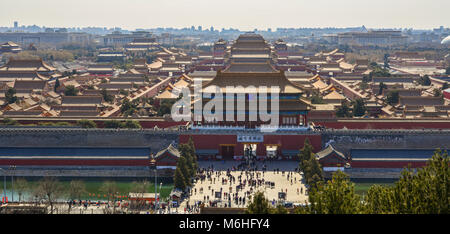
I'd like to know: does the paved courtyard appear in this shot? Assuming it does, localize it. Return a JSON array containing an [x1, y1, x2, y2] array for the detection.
[[180, 161, 308, 212]]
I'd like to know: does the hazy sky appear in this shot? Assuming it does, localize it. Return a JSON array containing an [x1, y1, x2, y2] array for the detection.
[[1, 0, 448, 30]]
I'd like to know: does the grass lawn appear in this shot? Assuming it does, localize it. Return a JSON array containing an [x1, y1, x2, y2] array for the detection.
[[354, 182, 394, 196], [1, 179, 174, 201]]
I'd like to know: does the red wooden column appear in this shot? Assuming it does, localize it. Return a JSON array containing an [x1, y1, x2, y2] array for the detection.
[[257, 143, 266, 157]]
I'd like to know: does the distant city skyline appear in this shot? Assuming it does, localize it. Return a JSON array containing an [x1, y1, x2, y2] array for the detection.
[[0, 0, 449, 31]]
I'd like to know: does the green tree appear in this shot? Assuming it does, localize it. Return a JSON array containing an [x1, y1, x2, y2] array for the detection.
[[158, 99, 175, 116], [1, 118, 19, 126], [123, 120, 142, 129], [419, 75, 431, 86], [442, 82, 449, 90], [298, 138, 323, 189], [173, 167, 187, 191], [119, 89, 129, 96], [179, 144, 195, 178], [177, 156, 192, 187], [246, 191, 272, 214], [386, 90, 399, 105], [433, 88, 442, 97], [298, 138, 314, 170], [121, 99, 137, 117], [272, 204, 289, 214], [388, 150, 449, 214], [101, 89, 114, 103], [359, 81, 369, 90], [378, 82, 387, 95], [362, 75, 372, 83], [311, 93, 326, 104], [303, 157, 324, 188], [307, 170, 362, 214], [370, 66, 390, 77], [298, 149, 449, 214], [187, 137, 198, 173], [64, 85, 78, 96], [5, 87, 17, 104], [77, 119, 97, 128], [104, 120, 124, 128], [363, 184, 395, 214], [383, 53, 390, 69], [445, 67, 450, 75], [352, 98, 366, 117], [336, 102, 352, 118], [54, 78, 60, 92]]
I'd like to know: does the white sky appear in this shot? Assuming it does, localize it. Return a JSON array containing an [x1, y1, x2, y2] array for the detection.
[[0, 0, 449, 30]]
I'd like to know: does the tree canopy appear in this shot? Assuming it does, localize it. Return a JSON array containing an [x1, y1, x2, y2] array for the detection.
[[301, 170, 362, 214], [336, 101, 352, 118], [5, 87, 17, 104], [386, 90, 399, 105], [295, 149, 449, 214], [298, 138, 323, 189], [77, 119, 97, 128], [418, 75, 431, 86], [352, 98, 367, 117], [246, 191, 273, 214], [64, 85, 78, 96]]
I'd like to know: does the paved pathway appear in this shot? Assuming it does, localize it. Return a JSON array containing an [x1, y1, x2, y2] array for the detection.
[[179, 161, 308, 213]]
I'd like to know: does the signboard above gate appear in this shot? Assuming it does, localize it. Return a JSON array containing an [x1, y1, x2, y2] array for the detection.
[[237, 135, 264, 143]]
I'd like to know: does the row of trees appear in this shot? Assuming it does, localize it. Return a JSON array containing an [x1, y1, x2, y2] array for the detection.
[[120, 99, 140, 117], [11, 177, 87, 214], [7, 177, 154, 214], [295, 149, 449, 214], [336, 99, 367, 118], [0, 118, 142, 129], [246, 149, 448, 214], [173, 137, 198, 191], [103, 120, 142, 129]]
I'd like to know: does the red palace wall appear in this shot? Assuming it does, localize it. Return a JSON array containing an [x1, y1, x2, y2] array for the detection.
[[444, 91, 450, 100], [180, 134, 322, 158], [14, 119, 188, 129], [351, 161, 428, 168], [313, 120, 450, 129], [0, 159, 149, 166]]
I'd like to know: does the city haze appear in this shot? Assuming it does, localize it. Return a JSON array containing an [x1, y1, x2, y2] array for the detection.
[[1, 0, 449, 30]]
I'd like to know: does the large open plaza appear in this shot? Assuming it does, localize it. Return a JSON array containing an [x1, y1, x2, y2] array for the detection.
[[178, 161, 308, 213]]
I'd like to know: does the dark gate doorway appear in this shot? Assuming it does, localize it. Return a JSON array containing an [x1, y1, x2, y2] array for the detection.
[[220, 145, 235, 160]]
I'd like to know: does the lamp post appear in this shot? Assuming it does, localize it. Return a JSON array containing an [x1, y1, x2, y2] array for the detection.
[[159, 182, 162, 212], [9, 166, 15, 203], [149, 157, 157, 213]]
